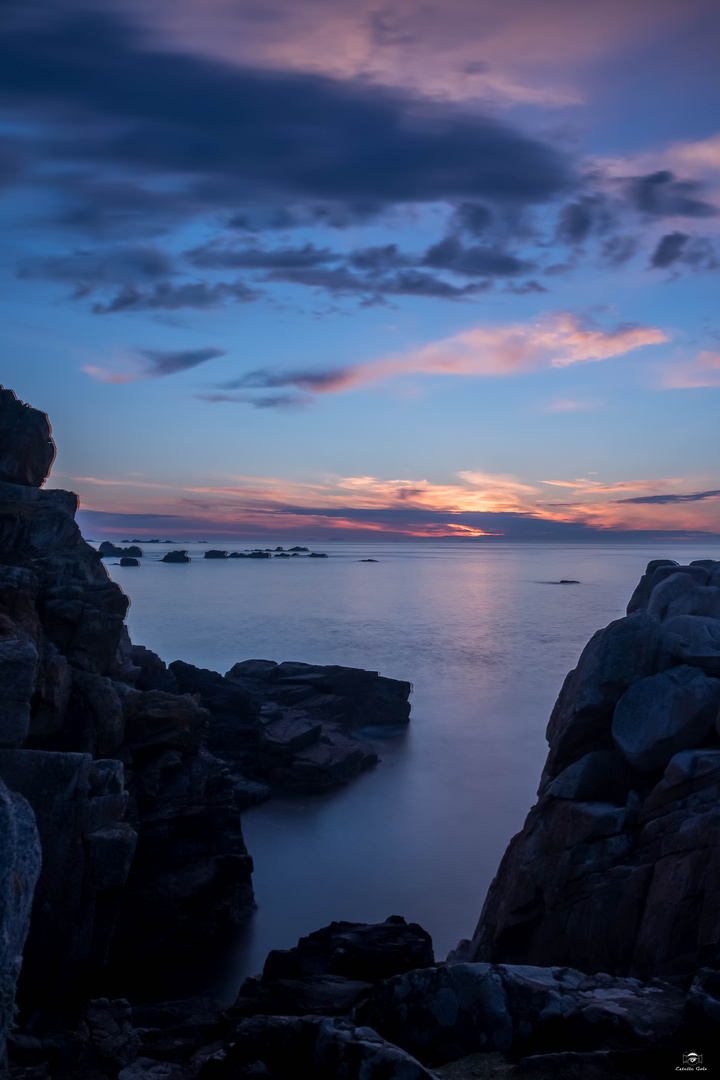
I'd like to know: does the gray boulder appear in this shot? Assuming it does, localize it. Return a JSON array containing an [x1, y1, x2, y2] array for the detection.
[[612, 665, 720, 771], [544, 612, 661, 778], [660, 614, 720, 675]]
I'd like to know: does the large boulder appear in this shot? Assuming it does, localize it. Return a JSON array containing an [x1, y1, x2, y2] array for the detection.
[[612, 666, 720, 770], [0, 387, 55, 487]]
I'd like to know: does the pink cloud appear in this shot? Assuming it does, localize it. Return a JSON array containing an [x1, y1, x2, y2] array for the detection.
[[660, 350, 720, 388]]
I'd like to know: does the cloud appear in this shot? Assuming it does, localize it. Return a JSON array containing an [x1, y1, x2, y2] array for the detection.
[[541, 398, 602, 413], [555, 195, 613, 245], [423, 236, 532, 276], [205, 312, 668, 403], [0, 8, 574, 231], [17, 246, 175, 296], [72, 464, 720, 540], [91, 280, 260, 313], [660, 350, 720, 388], [626, 171, 718, 218], [650, 231, 689, 268], [84, 346, 225, 383], [186, 242, 337, 270], [617, 489, 720, 504]]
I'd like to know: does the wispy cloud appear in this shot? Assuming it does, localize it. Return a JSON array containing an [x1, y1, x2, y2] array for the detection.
[[203, 313, 668, 406], [660, 350, 720, 388], [617, 489, 720, 504], [84, 346, 226, 383]]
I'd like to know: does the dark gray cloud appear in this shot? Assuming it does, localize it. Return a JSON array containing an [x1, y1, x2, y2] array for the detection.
[[599, 235, 638, 267], [18, 246, 174, 296], [627, 171, 718, 219], [617, 489, 720, 505], [555, 195, 612, 246], [217, 367, 354, 393], [186, 242, 336, 270], [423, 236, 532, 276], [449, 203, 493, 237], [196, 391, 308, 408], [139, 347, 226, 377], [650, 231, 689, 268], [262, 265, 487, 300], [0, 9, 574, 229], [92, 279, 260, 313], [348, 244, 412, 270]]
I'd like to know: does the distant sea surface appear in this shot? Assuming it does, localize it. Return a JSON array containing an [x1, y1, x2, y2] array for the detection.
[[104, 539, 719, 996]]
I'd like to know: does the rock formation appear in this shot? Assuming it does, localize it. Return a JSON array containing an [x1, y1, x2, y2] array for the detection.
[[0, 386, 412, 1043], [459, 557, 720, 981]]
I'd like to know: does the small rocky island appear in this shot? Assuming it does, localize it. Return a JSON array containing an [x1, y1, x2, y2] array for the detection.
[[1, 385, 719, 1080]]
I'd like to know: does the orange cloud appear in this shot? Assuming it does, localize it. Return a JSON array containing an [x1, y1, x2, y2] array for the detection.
[[65, 466, 719, 537]]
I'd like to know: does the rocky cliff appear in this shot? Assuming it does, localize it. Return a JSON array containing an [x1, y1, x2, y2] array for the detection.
[[0, 385, 412, 1052], [459, 556, 720, 981]]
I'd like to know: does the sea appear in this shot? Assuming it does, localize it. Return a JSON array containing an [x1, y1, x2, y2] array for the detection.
[[103, 539, 720, 998]]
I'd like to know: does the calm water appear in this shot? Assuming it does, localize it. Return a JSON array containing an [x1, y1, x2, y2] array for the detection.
[[104, 540, 719, 997]]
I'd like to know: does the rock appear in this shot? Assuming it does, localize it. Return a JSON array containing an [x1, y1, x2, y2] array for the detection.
[[0, 387, 55, 487], [464, 564, 720, 981], [612, 666, 720, 770], [121, 557, 141, 567], [545, 750, 629, 804], [196, 1015, 436, 1080], [161, 551, 191, 563], [543, 612, 661, 779], [0, 750, 136, 1018], [288, 546, 309, 552], [309, 552, 328, 557], [99, 542, 143, 558], [360, 559, 378, 562], [0, 635, 38, 747], [626, 559, 678, 614], [203, 551, 228, 559], [119, 1058, 194, 1079], [227, 552, 247, 558], [659, 614, 720, 675], [131, 646, 179, 694], [357, 962, 685, 1066], [0, 777, 41, 1066], [262, 916, 434, 984], [246, 550, 271, 559], [225, 659, 412, 730], [233, 974, 372, 1017], [646, 572, 698, 619], [666, 585, 720, 620], [80, 997, 140, 1073]]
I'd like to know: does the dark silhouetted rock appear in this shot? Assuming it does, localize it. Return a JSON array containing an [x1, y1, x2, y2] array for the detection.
[[357, 962, 685, 1066], [463, 562, 720, 981], [161, 551, 191, 563], [0, 387, 55, 487], [228, 552, 247, 558], [288, 546, 309, 552], [246, 550, 271, 559], [226, 659, 411, 731], [309, 552, 328, 557], [0, 776, 41, 1064], [99, 542, 143, 558], [120, 557, 140, 567], [203, 550, 228, 559]]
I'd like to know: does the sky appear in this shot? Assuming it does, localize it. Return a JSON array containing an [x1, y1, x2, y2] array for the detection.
[[2, 0, 720, 540]]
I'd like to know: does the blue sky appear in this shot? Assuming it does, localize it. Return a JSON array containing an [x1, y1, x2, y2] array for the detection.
[[2, 0, 720, 539]]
